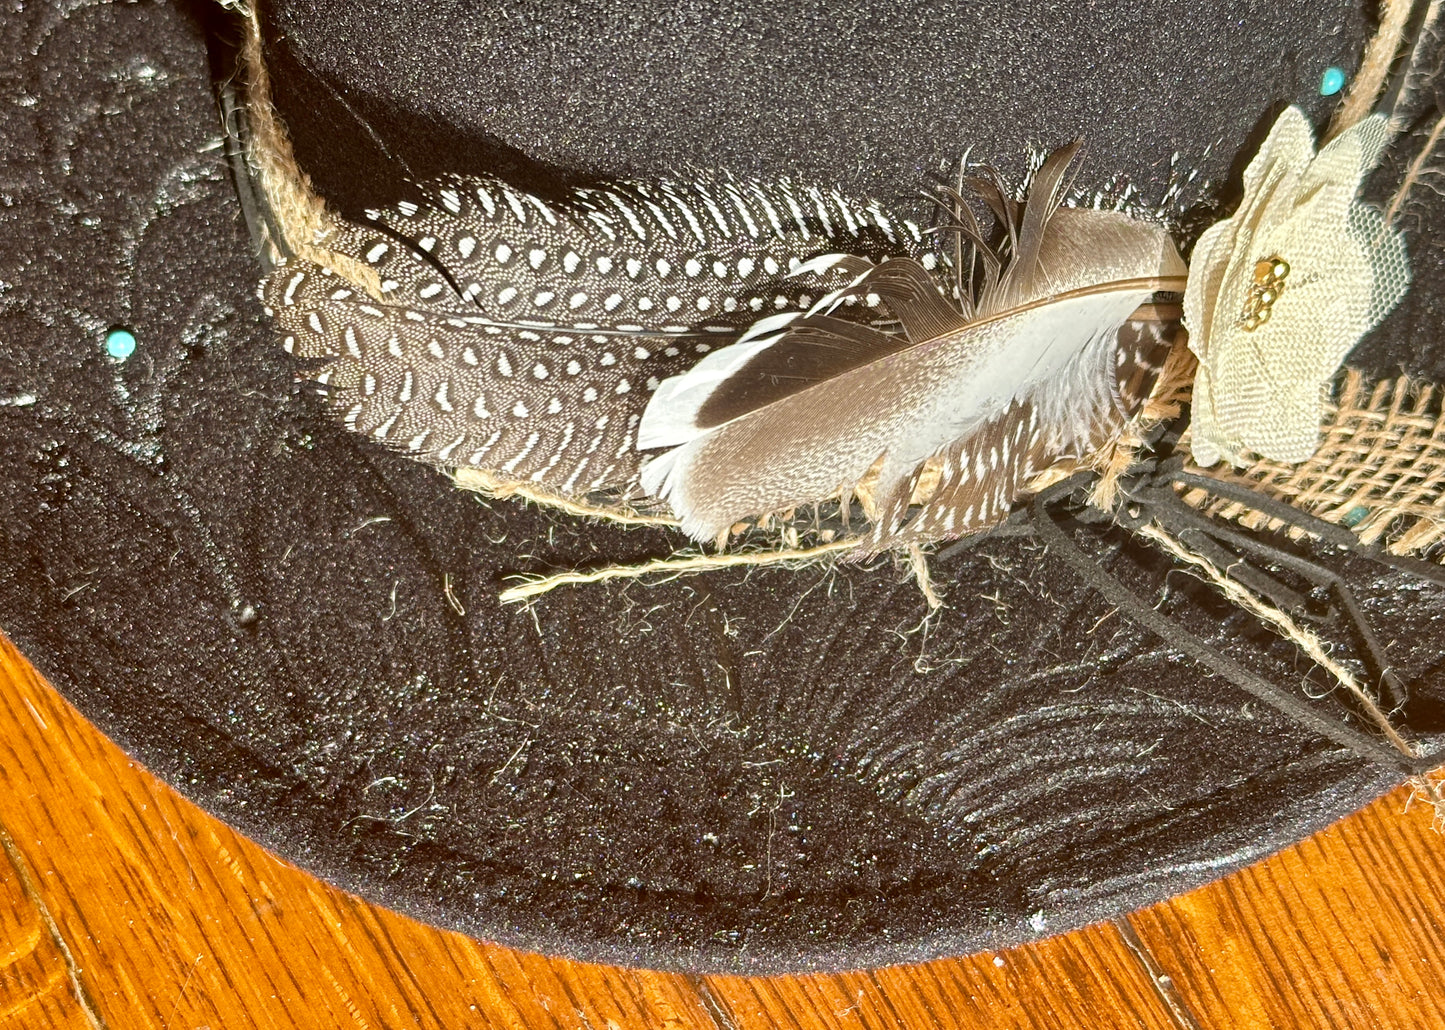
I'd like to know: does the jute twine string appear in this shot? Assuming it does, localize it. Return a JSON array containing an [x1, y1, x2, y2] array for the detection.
[[1327, 0, 1417, 139], [239, 10, 380, 293]]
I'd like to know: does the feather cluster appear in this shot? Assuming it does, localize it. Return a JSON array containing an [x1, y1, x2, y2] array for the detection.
[[638, 143, 1187, 550], [259, 148, 1192, 554], [262, 175, 924, 497]]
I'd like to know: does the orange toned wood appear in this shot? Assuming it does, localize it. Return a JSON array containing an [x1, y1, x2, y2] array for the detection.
[[698, 926, 1183, 1030], [0, 827, 95, 1030], [1130, 795, 1445, 1028], [0, 628, 1440, 1029]]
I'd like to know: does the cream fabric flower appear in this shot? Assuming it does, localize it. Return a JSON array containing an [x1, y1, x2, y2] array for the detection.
[[1184, 106, 1410, 467]]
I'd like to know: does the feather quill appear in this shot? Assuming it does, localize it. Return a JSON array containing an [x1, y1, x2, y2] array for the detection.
[[261, 175, 924, 497], [638, 144, 1187, 548]]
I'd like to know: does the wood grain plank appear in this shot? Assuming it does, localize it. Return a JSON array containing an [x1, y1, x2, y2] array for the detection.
[[696, 925, 1185, 1030], [0, 634, 724, 1030], [0, 823, 97, 1030], [1128, 787, 1445, 1030]]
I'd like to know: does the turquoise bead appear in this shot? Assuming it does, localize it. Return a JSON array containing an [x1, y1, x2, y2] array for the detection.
[[1320, 67, 1346, 97], [105, 326, 137, 361]]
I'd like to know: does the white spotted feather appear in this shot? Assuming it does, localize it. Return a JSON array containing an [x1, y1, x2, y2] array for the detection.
[[263, 175, 921, 495]]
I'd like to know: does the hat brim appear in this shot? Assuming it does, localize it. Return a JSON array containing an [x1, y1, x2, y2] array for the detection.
[[2, 0, 1443, 974]]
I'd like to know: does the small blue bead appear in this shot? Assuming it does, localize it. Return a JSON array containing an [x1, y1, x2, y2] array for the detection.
[[1320, 67, 1346, 97], [105, 326, 137, 361], [1342, 505, 1369, 528]]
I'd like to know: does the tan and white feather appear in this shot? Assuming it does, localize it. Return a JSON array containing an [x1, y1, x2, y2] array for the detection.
[[639, 144, 1188, 550]]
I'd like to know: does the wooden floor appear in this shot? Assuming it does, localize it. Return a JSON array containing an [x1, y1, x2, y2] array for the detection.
[[1, 633, 1443, 1029]]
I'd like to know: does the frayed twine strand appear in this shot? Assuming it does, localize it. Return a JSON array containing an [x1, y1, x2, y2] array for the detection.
[[499, 538, 858, 604], [498, 536, 947, 608], [1384, 105, 1445, 229], [1328, 0, 1418, 138], [452, 468, 680, 529], [907, 544, 945, 610]]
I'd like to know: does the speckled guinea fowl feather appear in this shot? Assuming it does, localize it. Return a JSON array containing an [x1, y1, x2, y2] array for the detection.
[[638, 144, 1188, 548], [262, 175, 924, 496]]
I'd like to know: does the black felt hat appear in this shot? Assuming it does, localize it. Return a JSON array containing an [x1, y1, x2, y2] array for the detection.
[[3, 0, 1444, 974]]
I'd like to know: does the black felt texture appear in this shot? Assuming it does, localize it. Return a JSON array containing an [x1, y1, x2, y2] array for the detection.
[[1, 0, 1443, 974]]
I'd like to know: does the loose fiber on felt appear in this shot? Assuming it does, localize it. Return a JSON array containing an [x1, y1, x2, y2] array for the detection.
[[3, 0, 1445, 975]]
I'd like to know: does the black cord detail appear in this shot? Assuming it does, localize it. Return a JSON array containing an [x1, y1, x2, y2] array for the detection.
[[1030, 472, 1437, 777], [1167, 469, 1445, 588], [218, 79, 292, 271]]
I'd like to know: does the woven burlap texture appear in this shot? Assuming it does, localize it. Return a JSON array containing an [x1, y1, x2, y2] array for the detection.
[[1181, 369, 1445, 558]]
